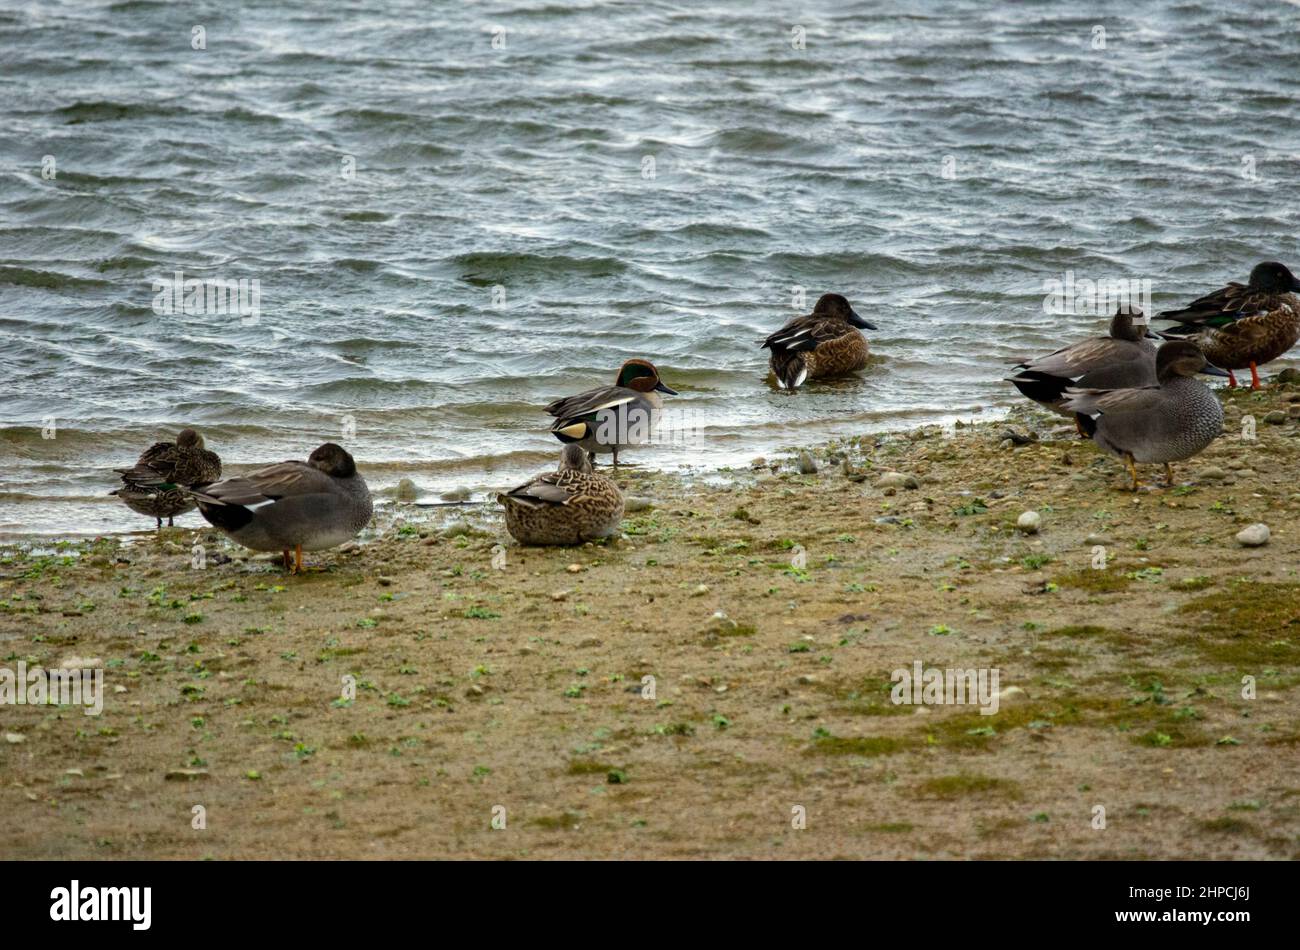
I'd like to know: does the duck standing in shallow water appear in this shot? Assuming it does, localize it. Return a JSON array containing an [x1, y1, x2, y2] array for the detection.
[[186, 443, 372, 573], [499, 444, 624, 545], [761, 293, 876, 389], [1061, 341, 1226, 490], [111, 428, 221, 529], [1006, 307, 1158, 423], [1156, 261, 1300, 390], [545, 359, 676, 468]]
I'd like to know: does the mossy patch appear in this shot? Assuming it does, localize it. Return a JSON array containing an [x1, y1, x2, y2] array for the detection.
[[1177, 581, 1300, 668], [1052, 568, 1133, 593], [806, 734, 906, 757], [918, 774, 1022, 800]]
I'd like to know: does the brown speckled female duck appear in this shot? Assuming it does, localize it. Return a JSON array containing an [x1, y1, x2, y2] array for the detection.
[[111, 428, 221, 529], [499, 444, 624, 545], [761, 293, 877, 389], [1157, 261, 1300, 389]]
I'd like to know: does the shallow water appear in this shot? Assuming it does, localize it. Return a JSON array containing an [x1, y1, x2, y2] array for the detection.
[[2, 0, 1298, 535]]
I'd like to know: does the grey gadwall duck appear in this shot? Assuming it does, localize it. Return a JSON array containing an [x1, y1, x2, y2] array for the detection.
[[110, 428, 221, 529], [498, 444, 624, 546], [1157, 261, 1300, 389], [1061, 341, 1226, 490], [761, 293, 877, 389], [546, 359, 677, 467], [1007, 308, 1158, 423], [187, 443, 372, 573]]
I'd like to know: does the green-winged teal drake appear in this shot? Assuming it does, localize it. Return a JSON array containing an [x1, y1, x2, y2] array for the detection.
[[1156, 261, 1300, 389], [187, 443, 372, 573], [1061, 341, 1226, 490], [110, 428, 221, 529], [761, 293, 876, 389], [499, 444, 624, 545], [545, 358, 676, 467]]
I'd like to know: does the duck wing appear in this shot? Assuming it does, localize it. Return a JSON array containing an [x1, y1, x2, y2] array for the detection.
[[503, 471, 575, 509], [1059, 385, 1163, 416], [115, 441, 179, 487], [1158, 282, 1269, 326], [188, 461, 333, 506], [1013, 336, 1145, 379], [545, 385, 641, 422], [761, 314, 848, 353]]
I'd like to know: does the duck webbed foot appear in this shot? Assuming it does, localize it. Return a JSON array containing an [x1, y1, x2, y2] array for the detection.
[[1162, 463, 1175, 487], [1124, 454, 1143, 492]]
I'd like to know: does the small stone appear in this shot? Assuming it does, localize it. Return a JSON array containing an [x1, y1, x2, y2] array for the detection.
[[566, 563, 583, 574], [876, 472, 919, 490], [440, 486, 471, 502], [797, 451, 818, 475], [550, 590, 569, 602], [1236, 523, 1270, 547], [465, 684, 485, 698], [1016, 511, 1042, 534], [442, 520, 473, 538], [750, 457, 767, 469], [395, 478, 419, 502], [995, 686, 1029, 706], [578, 636, 602, 648], [1277, 368, 1300, 384], [624, 496, 654, 513], [377, 576, 393, 587], [691, 583, 710, 597], [1263, 410, 1287, 425], [1198, 466, 1226, 482], [1083, 533, 1110, 546]]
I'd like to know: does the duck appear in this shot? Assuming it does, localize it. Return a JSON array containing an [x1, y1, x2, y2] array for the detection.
[[761, 293, 877, 389], [1060, 341, 1227, 491], [498, 444, 624, 545], [545, 359, 676, 467], [1156, 261, 1300, 389], [185, 443, 372, 573], [110, 428, 221, 529], [1006, 308, 1158, 422]]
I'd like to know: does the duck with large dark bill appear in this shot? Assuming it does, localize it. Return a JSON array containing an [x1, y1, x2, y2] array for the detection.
[[761, 293, 877, 390]]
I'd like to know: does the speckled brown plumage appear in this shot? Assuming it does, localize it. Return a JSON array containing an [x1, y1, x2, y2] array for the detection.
[[110, 428, 221, 528], [1157, 261, 1300, 388], [498, 445, 624, 545], [761, 293, 875, 389]]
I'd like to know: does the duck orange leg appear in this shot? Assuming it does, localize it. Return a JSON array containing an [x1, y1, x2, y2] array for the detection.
[[294, 544, 304, 575], [1163, 463, 1175, 487], [281, 549, 292, 570], [1227, 370, 1238, 388], [1124, 454, 1142, 492], [1249, 361, 1261, 390]]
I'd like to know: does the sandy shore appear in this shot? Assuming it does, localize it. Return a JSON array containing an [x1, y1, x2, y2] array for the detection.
[[2, 384, 1299, 859]]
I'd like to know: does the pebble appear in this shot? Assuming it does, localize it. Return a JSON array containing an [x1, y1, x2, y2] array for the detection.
[[1277, 368, 1300, 384], [550, 590, 570, 602], [750, 457, 767, 469], [691, 583, 710, 597], [1016, 511, 1042, 534], [440, 486, 471, 502], [1236, 523, 1270, 547], [164, 769, 210, 781], [797, 451, 818, 475], [876, 472, 919, 490], [565, 564, 583, 574], [1263, 410, 1287, 425], [995, 686, 1029, 706], [1083, 533, 1110, 546], [623, 496, 654, 513], [1198, 466, 1226, 481], [395, 478, 419, 502], [4, 733, 25, 744]]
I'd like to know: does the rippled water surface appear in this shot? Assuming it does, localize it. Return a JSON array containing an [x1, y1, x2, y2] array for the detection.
[[3, 0, 1299, 535]]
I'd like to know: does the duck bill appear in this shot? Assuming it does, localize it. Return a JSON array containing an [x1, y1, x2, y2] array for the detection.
[[1200, 364, 1231, 378], [848, 309, 878, 331], [654, 381, 678, 395]]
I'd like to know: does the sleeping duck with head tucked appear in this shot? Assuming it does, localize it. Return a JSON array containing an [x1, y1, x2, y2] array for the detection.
[[761, 292, 877, 389]]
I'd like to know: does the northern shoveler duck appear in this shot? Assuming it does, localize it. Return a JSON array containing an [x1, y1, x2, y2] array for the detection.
[[186, 443, 372, 573], [545, 359, 676, 467], [761, 293, 876, 389], [1156, 261, 1300, 389], [1007, 307, 1158, 419], [1061, 341, 1227, 490], [110, 428, 221, 529], [498, 444, 624, 545]]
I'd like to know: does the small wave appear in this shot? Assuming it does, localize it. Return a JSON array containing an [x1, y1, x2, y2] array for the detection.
[[0, 266, 111, 291], [451, 252, 628, 284]]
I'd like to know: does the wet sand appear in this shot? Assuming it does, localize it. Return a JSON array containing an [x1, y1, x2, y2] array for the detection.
[[2, 385, 1298, 859]]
